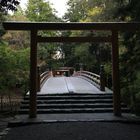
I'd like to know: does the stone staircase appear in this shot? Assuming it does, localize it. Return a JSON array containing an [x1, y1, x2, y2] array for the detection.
[[19, 93, 130, 114]]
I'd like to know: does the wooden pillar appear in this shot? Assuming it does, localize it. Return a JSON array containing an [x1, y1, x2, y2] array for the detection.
[[29, 30, 37, 118], [111, 30, 121, 116]]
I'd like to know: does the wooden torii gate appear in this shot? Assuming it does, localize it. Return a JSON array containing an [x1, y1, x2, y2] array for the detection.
[[3, 22, 140, 118]]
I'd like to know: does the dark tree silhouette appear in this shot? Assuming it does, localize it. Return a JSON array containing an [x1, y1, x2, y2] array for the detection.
[[0, 0, 20, 12]]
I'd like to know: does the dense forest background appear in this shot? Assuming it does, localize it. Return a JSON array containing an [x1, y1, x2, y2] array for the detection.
[[0, 0, 140, 114]]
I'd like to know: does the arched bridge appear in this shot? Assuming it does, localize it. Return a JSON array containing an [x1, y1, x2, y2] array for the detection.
[[20, 69, 129, 115], [37, 68, 111, 95], [41, 76, 103, 94]]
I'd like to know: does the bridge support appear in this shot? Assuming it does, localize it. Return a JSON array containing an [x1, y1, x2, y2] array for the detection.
[[100, 65, 105, 91], [37, 66, 41, 92], [29, 30, 37, 118], [112, 30, 121, 116]]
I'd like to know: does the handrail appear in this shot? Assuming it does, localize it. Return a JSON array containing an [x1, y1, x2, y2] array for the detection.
[[40, 71, 51, 86], [73, 71, 100, 84], [73, 67, 105, 91], [82, 71, 100, 79], [37, 67, 52, 92]]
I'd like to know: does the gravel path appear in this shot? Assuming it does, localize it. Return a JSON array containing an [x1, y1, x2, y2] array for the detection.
[[0, 115, 15, 139], [1, 122, 140, 140]]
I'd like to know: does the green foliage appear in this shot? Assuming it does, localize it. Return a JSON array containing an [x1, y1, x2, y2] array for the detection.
[[64, 0, 89, 22], [26, 0, 58, 22], [61, 0, 113, 76], [0, 44, 29, 95], [26, 0, 62, 71], [114, 0, 140, 115], [74, 44, 97, 70], [2, 7, 30, 49], [0, 6, 30, 94], [0, 22, 5, 40], [0, 10, 6, 41]]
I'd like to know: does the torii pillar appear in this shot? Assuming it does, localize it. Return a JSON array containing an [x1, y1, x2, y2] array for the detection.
[[29, 30, 37, 118], [112, 30, 121, 116]]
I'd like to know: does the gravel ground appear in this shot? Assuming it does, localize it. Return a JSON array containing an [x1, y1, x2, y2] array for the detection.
[[0, 115, 15, 139], [1, 122, 140, 140], [0, 117, 9, 132]]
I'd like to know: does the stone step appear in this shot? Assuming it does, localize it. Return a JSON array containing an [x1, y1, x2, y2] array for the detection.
[[19, 107, 130, 114], [19, 93, 130, 115], [20, 103, 127, 109], [24, 95, 113, 100], [21, 99, 113, 104], [31, 93, 113, 96]]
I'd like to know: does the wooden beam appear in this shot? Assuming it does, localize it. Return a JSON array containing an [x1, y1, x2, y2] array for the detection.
[[29, 30, 37, 118], [111, 30, 121, 116], [37, 36, 112, 43], [3, 22, 140, 31]]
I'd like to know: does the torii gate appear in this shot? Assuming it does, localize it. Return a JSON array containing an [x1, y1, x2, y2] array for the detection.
[[3, 22, 140, 118]]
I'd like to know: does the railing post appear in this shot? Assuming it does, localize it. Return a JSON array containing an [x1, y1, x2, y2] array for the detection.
[[100, 65, 105, 91], [80, 63, 83, 71], [37, 66, 40, 92]]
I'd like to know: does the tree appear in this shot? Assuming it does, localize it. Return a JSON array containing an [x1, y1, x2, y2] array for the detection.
[[0, 43, 30, 95], [26, 0, 58, 22], [62, 0, 114, 72], [0, 0, 20, 12], [0, 1, 30, 105], [62, 0, 90, 69], [26, 0, 62, 70], [3, 7, 30, 49], [103, 0, 140, 114], [0, 0, 20, 42], [64, 0, 89, 22]]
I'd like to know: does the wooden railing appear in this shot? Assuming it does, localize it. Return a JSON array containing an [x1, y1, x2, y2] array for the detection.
[[73, 66, 105, 91], [37, 67, 52, 92], [0, 96, 23, 113]]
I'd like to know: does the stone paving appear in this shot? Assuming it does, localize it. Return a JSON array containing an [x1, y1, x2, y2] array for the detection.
[[7, 113, 140, 126], [40, 77, 103, 94]]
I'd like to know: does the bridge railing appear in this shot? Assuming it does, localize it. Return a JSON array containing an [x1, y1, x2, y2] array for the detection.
[[73, 66, 105, 91], [37, 67, 52, 92]]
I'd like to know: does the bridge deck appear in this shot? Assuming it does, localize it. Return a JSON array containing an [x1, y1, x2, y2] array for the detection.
[[40, 77, 104, 94]]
